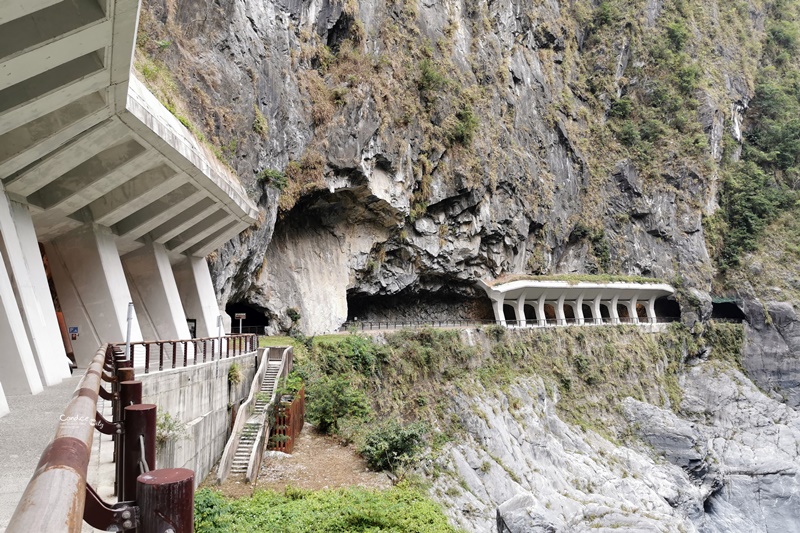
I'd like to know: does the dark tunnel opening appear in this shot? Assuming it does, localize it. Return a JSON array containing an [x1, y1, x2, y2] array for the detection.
[[225, 302, 270, 334]]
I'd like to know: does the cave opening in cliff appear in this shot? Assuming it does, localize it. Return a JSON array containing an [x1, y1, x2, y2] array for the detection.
[[582, 304, 594, 320], [599, 304, 611, 323], [711, 300, 745, 321], [524, 304, 537, 321], [346, 290, 495, 324], [503, 305, 516, 322], [225, 302, 269, 334], [655, 297, 681, 320]]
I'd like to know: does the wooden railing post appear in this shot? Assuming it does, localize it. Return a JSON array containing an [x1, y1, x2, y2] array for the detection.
[[137, 468, 194, 533], [121, 404, 156, 502]]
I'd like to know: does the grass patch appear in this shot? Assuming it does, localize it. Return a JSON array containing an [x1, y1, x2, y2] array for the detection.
[[194, 484, 462, 532]]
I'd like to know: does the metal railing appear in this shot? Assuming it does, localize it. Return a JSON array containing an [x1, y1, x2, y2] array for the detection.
[[117, 333, 258, 373], [7, 334, 261, 532], [341, 317, 682, 331]]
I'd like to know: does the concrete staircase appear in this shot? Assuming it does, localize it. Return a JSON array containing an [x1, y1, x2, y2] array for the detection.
[[230, 361, 282, 474]]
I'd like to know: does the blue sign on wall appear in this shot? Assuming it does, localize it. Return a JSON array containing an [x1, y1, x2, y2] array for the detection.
[[68, 326, 79, 334]]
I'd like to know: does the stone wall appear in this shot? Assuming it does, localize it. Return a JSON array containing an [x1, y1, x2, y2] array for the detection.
[[139, 350, 259, 485]]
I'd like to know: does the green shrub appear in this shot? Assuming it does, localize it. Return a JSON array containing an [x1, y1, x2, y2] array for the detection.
[[617, 120, 640, 146], [194, 489, 232, 533], [155, 411, 187, 447], [449, 105, 479, 146], [228, 363, 243, 385], [666, 21, 689, 51], [417, 59, 447, 94], [315, 334, 390, 376], [609, 96, 633, 119], [258, 168, 287, 190], [359, 420, 428, 471], [306, 375, 370, 432]]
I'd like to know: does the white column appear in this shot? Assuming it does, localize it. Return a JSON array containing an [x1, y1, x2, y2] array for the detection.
[[46, 224, 143, 367], [0, 249, 43, 395], [592, 296, 602, 325], [173, 255, 220, 338], [626, 292, 640, 325], [0, 193, 70, 383], [491, 299, 505, 326], [556, 294, 566, 326], [122, 242, 191, 341], [646, 296, 657, 324], [610, 295, 620, 324], [0, 383, 9, 418], [575, 293, 585, 325], [515, 295, 526, 328], [537, 293, 547, 327]]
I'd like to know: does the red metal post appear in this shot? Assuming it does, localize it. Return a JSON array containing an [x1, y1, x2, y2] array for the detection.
[[171, 342, 177, 368], [183, 340, 188, 367], [144, 343, 150, 374], [158, 343, 164, 371], [122, 404, 156, 502], [203, 339, 207, 362], [136, 468, 194, 533]]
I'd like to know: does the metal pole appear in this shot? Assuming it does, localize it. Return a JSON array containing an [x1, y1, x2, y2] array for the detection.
[[137, 468, 194, 533], [124, 302, 134, 363], [217, 315, 223, 359], [238, 317, 243, 334]]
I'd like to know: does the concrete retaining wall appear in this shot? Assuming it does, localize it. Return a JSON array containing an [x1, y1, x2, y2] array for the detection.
[[139, 350, 259, 486]]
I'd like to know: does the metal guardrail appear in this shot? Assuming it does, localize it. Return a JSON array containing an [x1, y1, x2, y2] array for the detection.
[[7, 335, 262, 531], [341, 317, 683, 331], [7, 344, 196, 532], [117, 333, 258, 373]]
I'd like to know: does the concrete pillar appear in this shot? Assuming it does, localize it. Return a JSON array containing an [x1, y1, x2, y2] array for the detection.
[[592, 296, 602, 325], [515, 295, 526, 328], [555, 294, 566, 326], [575, 293, 585, 325], [491, 299, 505, 326], [610, 295, 620, 324], [626, 292, 640, 325], [0, 193, 70, 384], [646, 296, 657, 324], [537, 294, 547, 327], [46, 224, 143, 366], [0, 249, 43, 395], [0, 383, 9, 418], [122, 242, 191, 341], [173, 255, 219, 338]]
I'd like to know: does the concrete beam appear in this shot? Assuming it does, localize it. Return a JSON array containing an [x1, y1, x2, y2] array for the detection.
[[173, 256, 219, 338], [0, 69, 108, 137], [166, 210, 231, 255], [0, 19, 111, 91], [114, 186, 205, 241], [30, 140, 150, 214], [186, 221, 248, 258], [0, 0, 105, 62], [46, 224, 143, 365], [4, 119, 129, 196], [88, 164, 182, 226], [122, 242, 190, 341], [0, 193, 70, 385], [0, 248, 43, 395], [0, 92, 109, 178], [149, 198, 217, 244], [0, 0, 62, 26]]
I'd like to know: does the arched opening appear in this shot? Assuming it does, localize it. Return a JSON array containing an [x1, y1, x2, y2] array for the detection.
[[225, 302, 270, 334], [636, 302, 648, 320], [711, 300, 745, 321], [582, 304, 593, 321], [617, 304, 630, 322], [655, 297, 681, 321], [503, 304, 516, 323], [564, 304, 576, 321], [524, 304, 537, 321], [544, 303, 556, 322], [600, 304, 611, 323]]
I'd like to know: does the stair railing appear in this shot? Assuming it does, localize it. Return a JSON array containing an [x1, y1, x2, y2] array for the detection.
[[245, 346, 293, 482], [216, 346, 269, 484]]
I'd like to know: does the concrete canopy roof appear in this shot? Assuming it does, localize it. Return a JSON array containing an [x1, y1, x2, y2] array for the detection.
[[477, 279, 675, 303], [0, 0, 257, 260]]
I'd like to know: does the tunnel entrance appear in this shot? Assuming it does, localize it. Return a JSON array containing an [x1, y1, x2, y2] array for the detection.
[[654, 297, 681, 321], [346, 290, 494, 325], [711, 299, 745, 321], [225, 302, 270, 334], [503, 304, 516, 322]]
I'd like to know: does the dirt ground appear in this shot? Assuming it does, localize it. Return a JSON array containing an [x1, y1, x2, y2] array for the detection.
[[210, 422, 391, 498]]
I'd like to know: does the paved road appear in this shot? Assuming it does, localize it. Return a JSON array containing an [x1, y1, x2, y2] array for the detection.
[[0, 374, 81, 532]]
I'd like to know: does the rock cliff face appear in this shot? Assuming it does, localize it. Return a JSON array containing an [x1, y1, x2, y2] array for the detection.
[[137, 0, 763, 334], [435, 360, 800, 533]]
